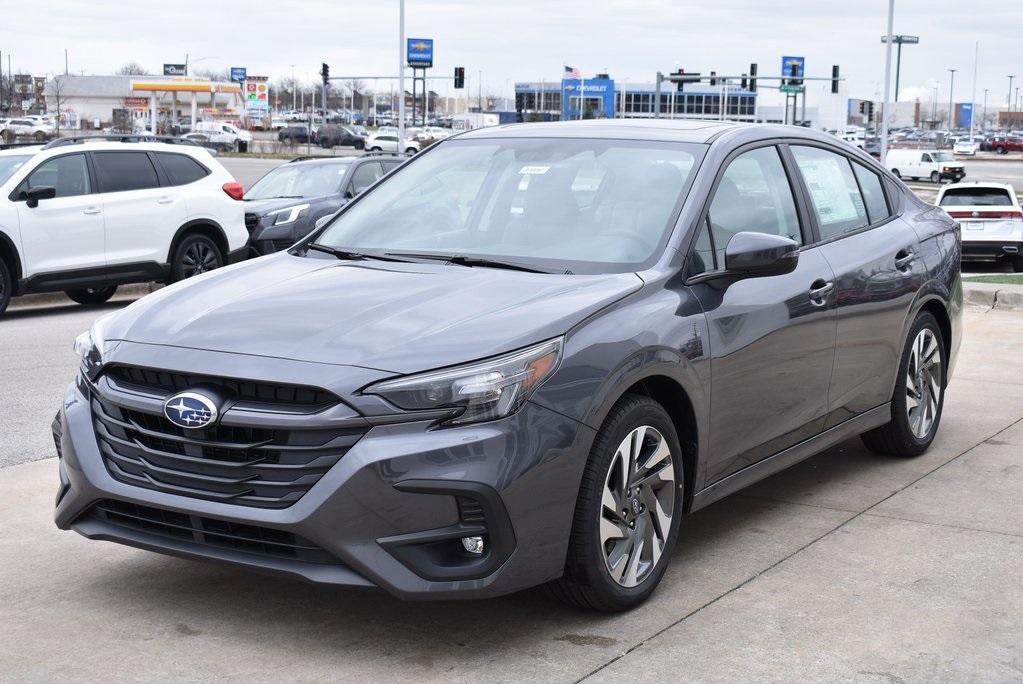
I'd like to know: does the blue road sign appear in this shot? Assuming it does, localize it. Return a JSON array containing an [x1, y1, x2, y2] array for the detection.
[[781, 56, 805, 80], [958, 102, 973, 129], [407, 38, 434, 68], [230, 67, 247, 84]]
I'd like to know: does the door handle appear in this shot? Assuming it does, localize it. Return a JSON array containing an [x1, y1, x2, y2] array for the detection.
[[82, 207, 101, 215], [157, 197, 174, 204], [895, 250, 915, 270], [808, 279, 834, 305]]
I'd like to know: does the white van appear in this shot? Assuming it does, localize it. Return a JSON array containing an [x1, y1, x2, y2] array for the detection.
[[886, 149, 965, 184], [193, 121, 253, 150]]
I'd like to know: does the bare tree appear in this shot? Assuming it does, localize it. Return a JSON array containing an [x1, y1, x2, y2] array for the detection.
[[46, 77, 67, 136], [117, 63, 148, 76], [191, 67, 228, 82]]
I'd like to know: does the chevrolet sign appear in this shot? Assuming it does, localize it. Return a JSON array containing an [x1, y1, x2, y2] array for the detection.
[[406, 38, 434, 68]]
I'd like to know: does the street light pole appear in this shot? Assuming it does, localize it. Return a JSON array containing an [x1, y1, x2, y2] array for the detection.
[[1008, 75, 1015, 115], [880, 0, 895, 165], [398, 0, 405, 152], [947, 68, 957, 130], [291, 65, 296, 110], [983, 89, 988, 131]]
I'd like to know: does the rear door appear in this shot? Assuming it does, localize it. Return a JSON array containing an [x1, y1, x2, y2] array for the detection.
[[787, 144, 921, 426], [688, 144, 838, 484], [92, 151, 188, 269]]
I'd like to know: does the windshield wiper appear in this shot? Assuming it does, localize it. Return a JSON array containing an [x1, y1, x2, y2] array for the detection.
[[305, 243, 409, 262], [383, 252, 549, 273]]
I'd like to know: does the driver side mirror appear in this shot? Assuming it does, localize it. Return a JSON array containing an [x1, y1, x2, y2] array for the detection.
[[724, 232, 800, 277], [25, 186, 56, 208]]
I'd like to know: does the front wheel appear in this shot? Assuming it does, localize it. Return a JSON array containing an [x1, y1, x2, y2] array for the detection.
[[862, 312, 946, 457], [548, 394, 684, 611], [891, 169, 901, 179], [405, 147, 418, 155], [369, 146, 382, 152], [930, 171, 940, 184], [170, 234, 224, 282], [0, 256, 11, 316], [995, 146, 1007, 155], [65, 286, 117, 306]]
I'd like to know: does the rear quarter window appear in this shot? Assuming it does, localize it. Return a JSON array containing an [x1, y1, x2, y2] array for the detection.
[[156, 153, 210, 186]]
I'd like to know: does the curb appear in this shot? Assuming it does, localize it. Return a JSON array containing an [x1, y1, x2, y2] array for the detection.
[[962, 282, 1023, 311], [9, 284, 155, 310]]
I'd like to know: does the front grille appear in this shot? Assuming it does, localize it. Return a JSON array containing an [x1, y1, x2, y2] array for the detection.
[[108, 364, 336, 407], [91, 391, 366, 509], [244, 212, 260, 233], [457, 496, 486, 524], [89, 499, 337, 564]]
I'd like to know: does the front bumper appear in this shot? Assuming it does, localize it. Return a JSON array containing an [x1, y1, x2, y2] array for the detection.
[[941, 169, 966, 181], [53, 347, 593, 599]]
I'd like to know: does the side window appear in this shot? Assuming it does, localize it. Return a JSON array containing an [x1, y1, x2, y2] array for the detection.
[[24, 154, 91, 198], [349, 162, 384, 195], [690, 146, 802, 275], [93, 152, 160, 193], [851, 163, 890, 224], [790, 146, 869, 241], [921, 153, 932, 163], [156, 153, 210, 186]]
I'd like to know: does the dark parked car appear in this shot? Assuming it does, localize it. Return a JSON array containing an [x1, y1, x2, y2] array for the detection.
[[278, 125, 311, 144], [316, 125, 366, 149], [54, 120, 961, 612], [242, 155, 403, 254]]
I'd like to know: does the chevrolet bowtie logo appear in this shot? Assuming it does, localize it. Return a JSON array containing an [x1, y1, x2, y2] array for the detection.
[[410, 42, 430, 51]]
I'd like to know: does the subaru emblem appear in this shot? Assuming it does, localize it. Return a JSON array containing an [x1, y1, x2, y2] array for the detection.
[[163, 391, 219, 429]]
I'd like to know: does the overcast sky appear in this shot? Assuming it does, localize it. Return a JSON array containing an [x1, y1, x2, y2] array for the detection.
[[5, 0, 1021, 108]]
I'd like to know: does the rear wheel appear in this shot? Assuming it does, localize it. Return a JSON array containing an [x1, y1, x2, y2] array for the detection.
[[369, 146, 382, 152], [862, 312, 946, 457], [548, 394, 684, 611], [405, 147, 418, 155], [995, 145, 1007, 155], [0, 256, 11, 316], [65, 286, 117, 306], [930, 171, 940, 184], [34, 130, 46, 142], [170, 234, 224, 282]]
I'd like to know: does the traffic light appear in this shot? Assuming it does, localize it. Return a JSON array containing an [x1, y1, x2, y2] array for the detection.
[[454, 67, 465, 89], [831, 65, 840, 94], [858, 101, 867, 114], [740, 73, 748, 90], [749, 63, 757, 92], [321, 63, 329, 87], [866, 101, 875, 121], [709, 71, 717, 86], [676, 69, 685, 92], [787, 61, 802, 86]]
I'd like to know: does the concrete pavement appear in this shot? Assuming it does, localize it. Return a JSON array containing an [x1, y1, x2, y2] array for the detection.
[[2, 306, 1021, 681]]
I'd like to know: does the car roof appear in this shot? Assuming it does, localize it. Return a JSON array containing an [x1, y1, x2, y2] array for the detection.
[[0, 145, 43, 157], [285, 157, 355, 167], [457, 118, 740, 143], [937, 181, 1016, 193]]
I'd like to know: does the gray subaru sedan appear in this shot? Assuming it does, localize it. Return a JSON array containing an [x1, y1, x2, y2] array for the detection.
[[54, 120, 962, 611]]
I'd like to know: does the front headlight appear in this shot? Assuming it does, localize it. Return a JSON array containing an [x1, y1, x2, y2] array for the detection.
[[267, 203, 310, 225], [365, 338, 563, 425]]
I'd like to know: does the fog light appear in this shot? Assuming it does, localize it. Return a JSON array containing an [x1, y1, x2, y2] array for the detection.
[[461, 536, 484, 554]]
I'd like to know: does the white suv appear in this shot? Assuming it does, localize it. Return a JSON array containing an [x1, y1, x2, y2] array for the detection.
[[0, 138, 250, 315]]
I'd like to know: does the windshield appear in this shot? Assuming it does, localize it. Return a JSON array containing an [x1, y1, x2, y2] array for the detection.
[[245, 162, 351, 200], [933, 152, 955, 162], [313, 138, 702, 272], [0, 155, 32, 186]]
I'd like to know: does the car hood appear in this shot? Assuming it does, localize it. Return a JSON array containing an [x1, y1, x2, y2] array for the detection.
[[243, 197, 329, 216], [104, 253, 643, 373]]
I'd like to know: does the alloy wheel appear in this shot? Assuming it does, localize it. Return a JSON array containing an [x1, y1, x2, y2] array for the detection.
[[181, 242, 219, 278], [906, 328, 942, 439], [600, 425, 675, 588]]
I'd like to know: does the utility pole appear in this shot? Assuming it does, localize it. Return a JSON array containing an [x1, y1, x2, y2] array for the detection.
[[947, 68, 957, 130], [1008, 75, 1015, 116], [983, 89, 988, 131], [64, 49, 68, 76], [969, 42, 978, 142], [290, 65, 296, 110]]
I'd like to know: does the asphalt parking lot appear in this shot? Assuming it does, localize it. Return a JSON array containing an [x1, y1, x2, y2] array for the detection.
[[2, 297, 1022, 680]]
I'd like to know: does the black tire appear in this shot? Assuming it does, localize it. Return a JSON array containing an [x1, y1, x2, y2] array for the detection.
[[34, 130, 46, 142], [995, 146, 1006, 155], [930, 171, 940, 184], [170, 233, 224, 283], [405, 147, 418, 155], [65, 286, 117, 306], [548, 394, 685, 612], [1012, 256, 1023, 273], [369, 146, 382, 152], [354, 140, 365, 150], [861, 312, 946, 457], [891, 169, 901, 179], [0, 256, 11, 317]]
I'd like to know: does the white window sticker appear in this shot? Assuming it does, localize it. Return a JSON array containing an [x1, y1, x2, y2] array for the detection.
[[518, 165, 550, 175]]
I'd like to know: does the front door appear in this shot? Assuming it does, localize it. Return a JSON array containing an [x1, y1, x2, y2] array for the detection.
[[15, 152, 106, 278], [688, 145, 837, 484]]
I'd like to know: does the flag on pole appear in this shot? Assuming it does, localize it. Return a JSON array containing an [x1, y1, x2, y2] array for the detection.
[[564, 65, 581, 79]]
